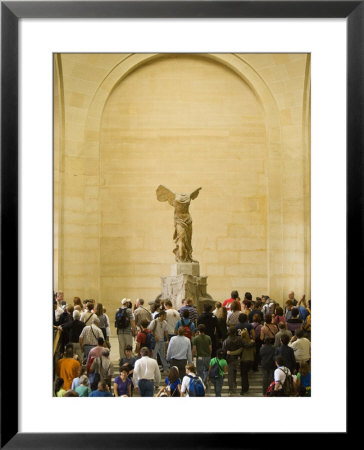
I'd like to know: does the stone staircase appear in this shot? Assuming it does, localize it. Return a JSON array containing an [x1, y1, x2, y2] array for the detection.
[[111, 359, 264, 397]]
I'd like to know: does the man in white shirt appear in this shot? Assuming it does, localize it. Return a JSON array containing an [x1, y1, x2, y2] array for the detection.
[[164, 300, 180, 340], [181, 363, 206, 397], [288, 329, 310, 365], [133, 347, 161, 397], [273, 355, 293, 396]]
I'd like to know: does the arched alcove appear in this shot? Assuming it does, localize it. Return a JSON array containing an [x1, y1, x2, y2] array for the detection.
[[78, 53, 285, 303]]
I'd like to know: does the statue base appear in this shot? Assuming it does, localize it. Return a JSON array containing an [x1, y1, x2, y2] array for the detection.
[[160, 262, 214, 313], [170, 262, 200, 277]]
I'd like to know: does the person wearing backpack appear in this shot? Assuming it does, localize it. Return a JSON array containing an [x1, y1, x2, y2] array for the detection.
[[208, 349, 228, 397], [115, 298, 137, 360], [175, 309, 196, 340], [273, 354, 295, 396], [136, 320, 155, 356], [181, 363, 206, 397]]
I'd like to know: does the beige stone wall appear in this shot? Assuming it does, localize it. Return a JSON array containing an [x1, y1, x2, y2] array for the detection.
[[54, 53, 310, 323]]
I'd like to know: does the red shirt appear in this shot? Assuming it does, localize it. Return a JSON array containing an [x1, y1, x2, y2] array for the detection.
[[222, 298, 241, 311], [136, 329, 152, 356]]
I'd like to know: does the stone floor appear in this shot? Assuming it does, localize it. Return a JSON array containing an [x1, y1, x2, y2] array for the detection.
[[109, 336, 264, 397]]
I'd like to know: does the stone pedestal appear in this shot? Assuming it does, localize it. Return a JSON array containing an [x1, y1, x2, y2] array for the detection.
[[160, 262, 213, 312]]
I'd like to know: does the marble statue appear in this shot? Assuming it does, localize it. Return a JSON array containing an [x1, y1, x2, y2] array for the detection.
[[156, 185, 202, 263]]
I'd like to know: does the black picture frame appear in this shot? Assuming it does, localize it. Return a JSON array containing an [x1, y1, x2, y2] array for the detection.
[[1, 1, 353, 447]]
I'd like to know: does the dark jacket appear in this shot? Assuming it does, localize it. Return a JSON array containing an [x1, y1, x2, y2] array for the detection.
[[275, 344, 296, 373], [260, 344, 276, 370], [197, 312, 218, 339]]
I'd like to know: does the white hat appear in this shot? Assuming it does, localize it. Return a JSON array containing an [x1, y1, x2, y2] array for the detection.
[[121, 298, 130, 305]]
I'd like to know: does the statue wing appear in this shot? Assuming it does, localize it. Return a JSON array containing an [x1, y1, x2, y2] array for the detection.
[[156, 185, 176, 206], [190, 187, 202, 200]]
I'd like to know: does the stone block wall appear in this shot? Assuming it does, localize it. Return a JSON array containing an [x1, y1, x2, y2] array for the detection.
[[54, 53, 310, 326]]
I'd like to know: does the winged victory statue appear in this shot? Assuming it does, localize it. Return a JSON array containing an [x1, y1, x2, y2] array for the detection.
[[156, 185, 202, 263]]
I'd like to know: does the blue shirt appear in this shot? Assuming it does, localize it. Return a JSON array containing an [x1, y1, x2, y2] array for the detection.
[[166, 335, 193, 363], [88, 390, 113, 397], [175, 318, 196, 333]]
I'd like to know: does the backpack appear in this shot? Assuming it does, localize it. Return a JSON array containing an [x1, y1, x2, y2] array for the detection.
[[209, 358, 222, 379], [115, 308, 130, 329], [279, 367, 295, 396], [187, 375, 205, 397], [142, 330, 156, 350], [181, 319, 192, 340]]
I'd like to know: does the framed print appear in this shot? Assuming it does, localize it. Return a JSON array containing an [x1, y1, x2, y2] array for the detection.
[[1, 0, 355, 447]]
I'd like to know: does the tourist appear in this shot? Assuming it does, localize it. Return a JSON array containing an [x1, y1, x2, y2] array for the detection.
[[80, 302, 97, 324], [215, 304, 228, 349], [133, 347, 161, 397], [179, 298, 198, 325], [79, 316, 104, 364], [260, 314, 278, 342], [275, 334, 296, 374], [181, 363, 205, 397], [208, 349, 228, 397], [75, 375, 91, 397], [55, 343, 81, 390], [192, 324, 212, 385], [248, 300, 264, 323], [58, 309, 85, 362], [239, 328, 256, 395], [175, 309, 196, 340], [222, 290, 241, 311], [260, 337, 276, 396], [134, 298, 153, 328], [157, 366, 182, 397], [197, 303, 218, 357], [95, 303, 109, 342], [236, 313, 256, 340], [288, 329, 311, 368], [166, 327, 193, 379], [115, 298, 137, 360], [114, 368, 132, 397], [273, 306, 286, 326], [89, 348, 114, 390], [251, 313, 263, 371], [286, 307, 303, 335], [54, 378, 66, 397], [89, 381, 113, 397], [87, 337, 106, 366], [296, 361, 311, 396], [135, 319, 153, 355], [274, 322, 292, 348], [164, 300, 180, 341], [288, 291, 298, 306], [226, 300, 241, 327], [148, 310, 170, 373], [273, 355, 293, 396], [223, 327, 243, 395]]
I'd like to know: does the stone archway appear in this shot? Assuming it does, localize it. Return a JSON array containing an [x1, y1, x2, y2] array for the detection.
[[82, 53, 284, 302]]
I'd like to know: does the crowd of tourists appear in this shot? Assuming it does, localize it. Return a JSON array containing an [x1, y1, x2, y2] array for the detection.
[[53, 290, 311, 397]]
